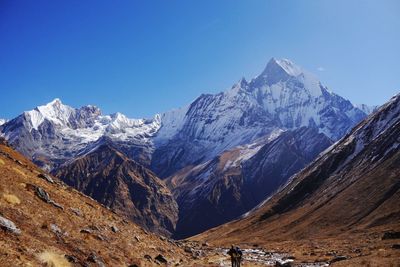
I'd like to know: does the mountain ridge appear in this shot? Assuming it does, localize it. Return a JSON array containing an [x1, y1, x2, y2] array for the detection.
[[1, 58, 371, 174]]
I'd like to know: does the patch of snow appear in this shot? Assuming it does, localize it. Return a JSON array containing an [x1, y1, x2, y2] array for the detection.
[[275, 58, 303, 77]]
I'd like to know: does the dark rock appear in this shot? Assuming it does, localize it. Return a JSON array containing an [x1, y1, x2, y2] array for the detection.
[[184, 247, 192, 254], [80, 228, 93, 234], [95, 234, 106, 241], [382, 231, 400, 240], [144, 254, 152, 261], [70, 208, 83, 217], [34, 186, 64, 210], [392, 244, 400, 249], [134, 235, 141, 242], [155, 254, 167, 264], [51, 202, 64, 210], [65, 255, 78, 263], [330, 255, 348, 263], [111, 225, 119, 233], [128, 264, 139, 267], [0, 215, 21, 234], [87, 253, 106, 267], [283, 256, 295, 260], [38, 173, 55, 183], [35, 186, 51, 202]]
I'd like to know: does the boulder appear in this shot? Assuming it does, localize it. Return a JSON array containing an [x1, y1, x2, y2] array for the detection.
[[144, 254, 152, 261], [87, 252, 106, 267], [34, 186, 64, 210], [155, 254, 167, 264], [38, 173, 55, 184], [111, 225, 119, 233], [0, 215, 21, 234]]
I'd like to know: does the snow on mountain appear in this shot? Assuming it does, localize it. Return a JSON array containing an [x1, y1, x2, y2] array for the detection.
[[151, 58, 368, 177], [0, 99, 160, 170], [0, 58, 370, 174], [0, 119, 7, 126]]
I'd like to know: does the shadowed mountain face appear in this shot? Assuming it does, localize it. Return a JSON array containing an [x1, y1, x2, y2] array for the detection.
[[169, 127, 332, 239], [195, 94, 400, 245], [54, 140, 178, 236]]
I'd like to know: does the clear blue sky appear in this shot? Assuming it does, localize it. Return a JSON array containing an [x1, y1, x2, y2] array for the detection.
[[0, 0, 399, 119]]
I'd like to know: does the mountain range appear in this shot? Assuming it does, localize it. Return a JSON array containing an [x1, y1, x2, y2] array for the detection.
[[0, 58, 376, 238]]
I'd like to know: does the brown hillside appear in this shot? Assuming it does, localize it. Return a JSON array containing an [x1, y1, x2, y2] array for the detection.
[[0, 139, 190, 266]]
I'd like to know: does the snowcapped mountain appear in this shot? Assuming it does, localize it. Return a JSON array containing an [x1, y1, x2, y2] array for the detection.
[[151, 58, 368, 177], [0, 98, 160, 170], [1, 58, 368, 174], [196, 93, 400, 244], [0, 119, 7, 126]]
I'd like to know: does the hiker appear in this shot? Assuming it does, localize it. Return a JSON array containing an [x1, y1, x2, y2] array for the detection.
[[228, 246, 243, 267]]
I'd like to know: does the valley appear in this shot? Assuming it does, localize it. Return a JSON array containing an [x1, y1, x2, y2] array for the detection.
[[1, 58, 399, 266]]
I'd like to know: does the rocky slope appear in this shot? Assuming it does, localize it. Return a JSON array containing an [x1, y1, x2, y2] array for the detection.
[[0, 138, 191, 266], [168, 127, 332, 239], [195, 93, 400, 246], [54, 138, 178, 236]]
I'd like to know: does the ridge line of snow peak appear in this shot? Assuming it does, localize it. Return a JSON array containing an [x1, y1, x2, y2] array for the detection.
[[0, 58, 374, 171]]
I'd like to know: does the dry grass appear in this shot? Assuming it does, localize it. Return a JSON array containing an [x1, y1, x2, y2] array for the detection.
[[0, 143, 192, 266], [12, 167, 26, 177], [0, 159, 4, 165], [2, 193, 21, 204], [38, 251, 71, 267]]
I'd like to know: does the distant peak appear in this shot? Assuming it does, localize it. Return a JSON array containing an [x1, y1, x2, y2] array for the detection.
[[47, 98, 62, 106], [264, 58, 302, 77], [111, 112, 127, 120]]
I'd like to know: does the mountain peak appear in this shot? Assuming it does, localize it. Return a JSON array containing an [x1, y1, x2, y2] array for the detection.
[[263, 58, 303, 77], [36, 98, 71, 113], [256, 58, 305, 86], [48, 98, 62, 105]]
